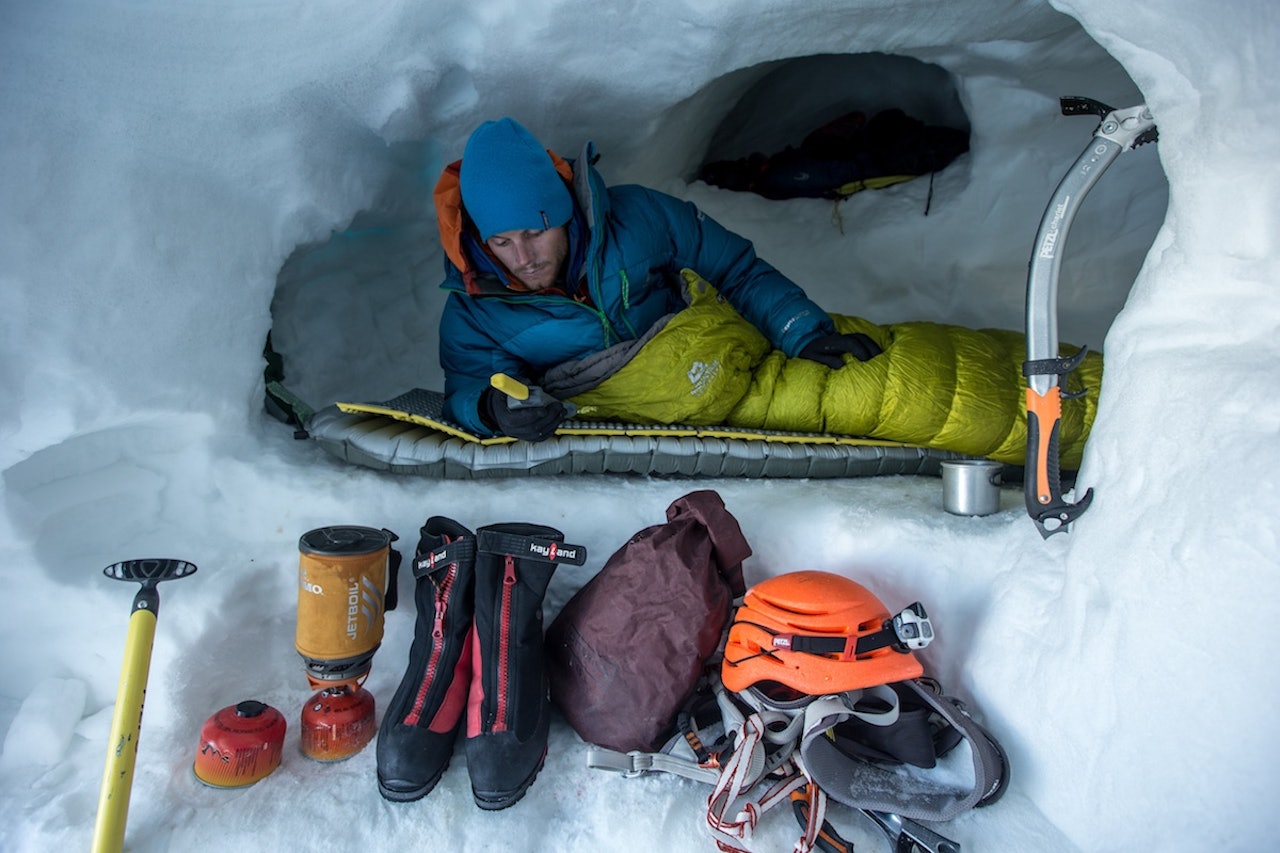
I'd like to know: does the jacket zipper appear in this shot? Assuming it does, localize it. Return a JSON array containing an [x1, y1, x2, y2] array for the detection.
[[403, 562, 455, 726], [493, 555, 517, 733], [617, 270, 640, 338]]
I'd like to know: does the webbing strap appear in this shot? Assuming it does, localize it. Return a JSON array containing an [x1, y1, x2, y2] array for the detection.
[[476, 530, 588, 565], [413, 538, 475, 578], [776, 625, 899, 658], [1022, 345, 1089, 379], [586, 747, 721, 785], [800, 679, 1004, 822], [707, 714, 813, 852]]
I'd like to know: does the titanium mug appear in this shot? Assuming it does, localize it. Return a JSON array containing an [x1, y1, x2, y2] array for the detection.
[[941, 460, 1003, 516]]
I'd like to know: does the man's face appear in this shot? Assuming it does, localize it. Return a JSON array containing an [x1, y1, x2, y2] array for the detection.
[[485, 227, 569, 291]]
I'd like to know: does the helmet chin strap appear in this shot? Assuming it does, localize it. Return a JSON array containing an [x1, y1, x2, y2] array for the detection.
[[770, 602, 934, 660]]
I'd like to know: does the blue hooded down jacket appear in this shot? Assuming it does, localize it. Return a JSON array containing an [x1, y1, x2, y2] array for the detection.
[[435, 139, 835, 435]]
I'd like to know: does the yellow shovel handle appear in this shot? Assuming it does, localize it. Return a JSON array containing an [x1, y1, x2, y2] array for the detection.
[[489, 373, 530, 401], [91, 607, 158, 853]]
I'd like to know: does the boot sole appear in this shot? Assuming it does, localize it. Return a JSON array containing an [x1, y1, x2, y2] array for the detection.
[[470, 748, 546, 811], [377, 759, 450, 803]]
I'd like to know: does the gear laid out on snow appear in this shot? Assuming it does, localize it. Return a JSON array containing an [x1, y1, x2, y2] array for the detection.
[[228, 488, 1009, 848], [294, 526, 401, 761], [579, 559, 1008, 853], [92, 558, 198, 853], [375, 517, 587, 810], [1023, 97, 1157, 538]]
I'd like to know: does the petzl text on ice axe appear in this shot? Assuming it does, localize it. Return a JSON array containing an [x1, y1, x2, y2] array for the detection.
[[92, 558, 197, 853], [1023, 97, 1157, 538]]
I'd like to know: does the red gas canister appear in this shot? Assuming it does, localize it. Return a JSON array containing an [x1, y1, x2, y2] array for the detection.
[[193, 700, 287, 787]]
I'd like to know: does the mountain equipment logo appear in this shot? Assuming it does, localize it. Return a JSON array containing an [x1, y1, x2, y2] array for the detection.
[[688, 360, 721, 396]]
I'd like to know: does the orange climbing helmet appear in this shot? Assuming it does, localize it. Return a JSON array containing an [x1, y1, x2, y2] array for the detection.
[[721, 570, 932, 696]]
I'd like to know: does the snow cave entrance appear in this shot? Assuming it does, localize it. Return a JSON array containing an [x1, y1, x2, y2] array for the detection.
[[694, 53, 972, 203]]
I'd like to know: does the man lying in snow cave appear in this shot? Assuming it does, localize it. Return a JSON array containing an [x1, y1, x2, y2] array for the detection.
[[435, 116, 881, 440], [432, 116, 1100, 467]]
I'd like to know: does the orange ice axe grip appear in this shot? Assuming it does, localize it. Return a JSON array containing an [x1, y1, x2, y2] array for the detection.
[[1026, 387, 1061, 506], [1024, 385, 1093, 538]]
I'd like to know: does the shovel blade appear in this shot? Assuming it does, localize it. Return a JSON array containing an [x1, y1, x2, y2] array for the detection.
[[103, 558, 198, 584]]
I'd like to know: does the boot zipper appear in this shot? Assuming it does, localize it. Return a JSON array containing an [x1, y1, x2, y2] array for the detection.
[[493, 555, 517, 733], [404, 563, 455, 726]]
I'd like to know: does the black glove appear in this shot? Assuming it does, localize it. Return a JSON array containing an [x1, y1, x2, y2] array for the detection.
[[480, 387, 568, 441], [798, 332, 883, 368]]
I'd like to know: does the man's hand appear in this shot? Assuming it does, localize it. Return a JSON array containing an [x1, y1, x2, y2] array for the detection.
[[798, 332, 883, 368], [481, 387, 568, 441]]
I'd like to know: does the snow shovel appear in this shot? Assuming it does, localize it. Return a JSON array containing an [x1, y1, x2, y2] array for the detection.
[[490, 372, 579, 418], [1023, 97, 1157, 538], [91, 558, 197, 853]]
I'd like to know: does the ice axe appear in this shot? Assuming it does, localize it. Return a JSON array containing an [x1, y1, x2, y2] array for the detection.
[[91, 558, 197, 853], [1023, 96, 1157, 538]]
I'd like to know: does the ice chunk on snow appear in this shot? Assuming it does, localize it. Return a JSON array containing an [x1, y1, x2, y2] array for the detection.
[[0, 678, 88, 770]]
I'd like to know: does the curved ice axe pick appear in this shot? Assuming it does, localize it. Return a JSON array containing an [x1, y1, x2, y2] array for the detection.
[[91, 558, 197, 853], [1024, 97, 1157, 538]]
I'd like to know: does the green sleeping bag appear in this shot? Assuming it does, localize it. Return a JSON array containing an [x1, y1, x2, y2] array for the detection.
[[561, 271, 1101, 467]]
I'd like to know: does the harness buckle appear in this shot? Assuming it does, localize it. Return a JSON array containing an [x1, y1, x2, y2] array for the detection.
[[622, 750, 653, 778]]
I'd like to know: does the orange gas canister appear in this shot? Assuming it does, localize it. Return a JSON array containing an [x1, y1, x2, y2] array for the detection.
[[299, 685, 379, 762], [193, 700, 287, 788]]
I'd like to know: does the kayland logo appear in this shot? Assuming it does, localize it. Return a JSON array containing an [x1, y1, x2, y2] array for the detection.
[[529, 540, 579, 562], [415, 546, 450, 572], [688, 359, 721, 397]]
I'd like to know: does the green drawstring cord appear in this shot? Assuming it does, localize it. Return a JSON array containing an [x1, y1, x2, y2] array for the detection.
[[617, 269, 640, 339]]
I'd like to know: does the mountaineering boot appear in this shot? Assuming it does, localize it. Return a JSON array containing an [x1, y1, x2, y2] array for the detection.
[[466, 523, 587, 810], [375, 517, 476, 802]]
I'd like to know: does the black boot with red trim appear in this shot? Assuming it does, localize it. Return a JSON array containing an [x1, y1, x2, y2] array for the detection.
[[376, 517, 476, 802], [466, 523, 587, 810]]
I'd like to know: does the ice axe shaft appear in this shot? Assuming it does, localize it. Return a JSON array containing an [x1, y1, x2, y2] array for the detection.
[[91, 558, 197, 853]]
